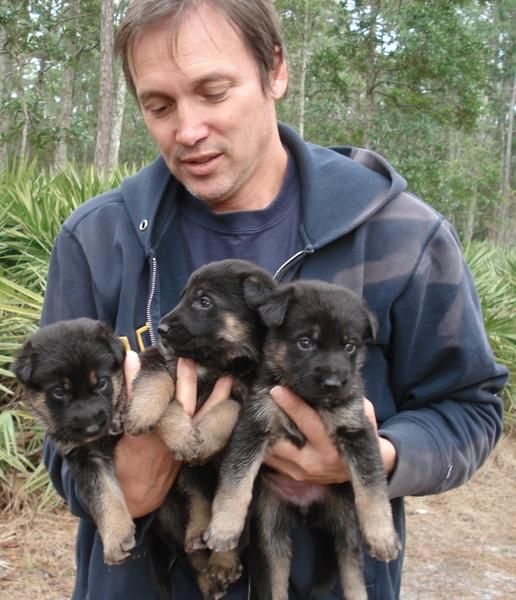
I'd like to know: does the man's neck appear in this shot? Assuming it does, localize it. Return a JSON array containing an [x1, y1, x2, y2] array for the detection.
[[211, 143, 289, 214]]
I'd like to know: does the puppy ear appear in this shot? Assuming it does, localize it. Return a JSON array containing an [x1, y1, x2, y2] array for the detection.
[[11, 341, 35, 384], [365, 308, 378, 343], [95, 321, 126, 366], [256, 287, 293, 328], [242, 271, 277, 310]]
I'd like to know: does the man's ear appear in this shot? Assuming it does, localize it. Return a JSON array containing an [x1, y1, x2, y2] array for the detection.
[[11, 341, 35, 384], [269, 44, 288, 100]]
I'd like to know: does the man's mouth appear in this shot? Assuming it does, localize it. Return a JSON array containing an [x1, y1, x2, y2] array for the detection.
[[180, 153, 222, 176]]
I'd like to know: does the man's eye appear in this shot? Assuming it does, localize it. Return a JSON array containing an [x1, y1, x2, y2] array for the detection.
[[297, 337, 313, 351], [150, 105, 170, 118], [344, 342, 356, 354], [204, 91, 227, 103]]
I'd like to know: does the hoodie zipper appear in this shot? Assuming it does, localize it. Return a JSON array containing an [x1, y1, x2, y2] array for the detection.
[[146, 256, 158, 345], [146, 248, 315, 343], [273, 246, 314, 281]]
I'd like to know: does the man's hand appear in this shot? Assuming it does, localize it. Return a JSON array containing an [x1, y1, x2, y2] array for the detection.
[[115, 351, 232, 518], [263, 386, 397, 485]]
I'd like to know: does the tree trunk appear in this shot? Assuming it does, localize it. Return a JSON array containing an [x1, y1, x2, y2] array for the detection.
[[106, 65, 127, 171], [54, 0, 80, 168], [363, 1, 380, 148], [498, 72, 515, 245], [298, 0, 311, 139], [0, 24, 10, 169], [54, 64, 75, 168], [94, 0, 115, 173], [17, 57, 30, 160]]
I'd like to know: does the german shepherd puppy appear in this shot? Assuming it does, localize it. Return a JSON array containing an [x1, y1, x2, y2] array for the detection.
[[12, 259, 276, 595], [204, 280, 401, 600], [129, 259, 276, 598], [11, 318, 133, 565], [125, 259, 276, 467]]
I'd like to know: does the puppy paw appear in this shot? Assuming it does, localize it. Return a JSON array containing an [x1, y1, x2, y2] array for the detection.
[[162, 427, 203, 464], [124, 419, 152, 436], [185, 532, 207, 554], [170, 440, 202, 463], [203, 523, 240, 553], [365, 528, 401, 562], [102, 522, 136, 565], [124, 405, 158, 435], [207, 550, 243, 586], [197, 573, 227, 600]]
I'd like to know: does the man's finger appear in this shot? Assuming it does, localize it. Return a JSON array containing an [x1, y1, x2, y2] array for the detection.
[[364, 397, 378, 433], [194, 375, 233, 423], [124, 350, 141, 400], [270, 386, 329, 442], [264, 452, 305, 481], [176, 357, 198, 417]]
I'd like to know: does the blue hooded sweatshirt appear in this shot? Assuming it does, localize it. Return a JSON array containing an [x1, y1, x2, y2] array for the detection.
[[41, 124, 507, 599]]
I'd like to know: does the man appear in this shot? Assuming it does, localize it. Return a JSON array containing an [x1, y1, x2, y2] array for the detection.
[[41, 1, 507, 599]]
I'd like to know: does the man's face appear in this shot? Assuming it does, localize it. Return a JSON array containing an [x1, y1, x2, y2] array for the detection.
[[130, 4, 288, 212]]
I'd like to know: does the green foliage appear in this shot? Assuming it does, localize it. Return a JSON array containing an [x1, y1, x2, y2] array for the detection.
[[0, 0, 514, 507], [0, 407, 58, 511], [0, 161, 129, 508], [464, 242, 516, 423], [0, 164, 514, 508]]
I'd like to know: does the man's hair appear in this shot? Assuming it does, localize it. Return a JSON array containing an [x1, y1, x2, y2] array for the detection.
[[116, 0, 285, 98]]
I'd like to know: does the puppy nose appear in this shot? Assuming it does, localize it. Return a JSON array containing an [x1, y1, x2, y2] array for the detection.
[[73, 410, 108, 436], [85, 423, 101, 435], [321, 374, 347, 389], [157, 322, 170, 338]]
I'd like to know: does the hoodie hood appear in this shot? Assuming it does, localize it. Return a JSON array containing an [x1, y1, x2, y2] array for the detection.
[[281, 125, 407, 248], [119, 123, 407, 255]]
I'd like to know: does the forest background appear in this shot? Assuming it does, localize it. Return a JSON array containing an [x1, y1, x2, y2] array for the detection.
[[1, 0, 514, 242], [0, 0, 514, 508]]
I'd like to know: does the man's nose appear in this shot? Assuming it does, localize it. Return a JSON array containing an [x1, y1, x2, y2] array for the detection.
[[175, 102, 209, 147]]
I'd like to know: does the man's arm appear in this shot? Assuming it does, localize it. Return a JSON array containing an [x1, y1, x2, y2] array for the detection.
[[265, 221, 506, 499]]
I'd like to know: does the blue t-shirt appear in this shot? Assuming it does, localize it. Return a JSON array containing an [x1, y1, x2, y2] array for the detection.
[[155, 151, 324, 598], [156, 150, 302, 311]]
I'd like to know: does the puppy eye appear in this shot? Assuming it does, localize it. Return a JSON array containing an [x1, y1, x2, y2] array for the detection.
[[95, 377, 109, 392], [344, 342, 356, 354], [297, 337, 313, 351], [198, 295, 213, 309], [52, 387, 66, 400]]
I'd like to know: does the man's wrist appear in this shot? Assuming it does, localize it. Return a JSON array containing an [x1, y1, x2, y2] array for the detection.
[[379, 436, 397, 476]]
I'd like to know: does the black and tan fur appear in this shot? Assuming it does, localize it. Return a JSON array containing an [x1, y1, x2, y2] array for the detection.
[[204, 280, 401, 600], [12, 259, 276, 598], [134, 259, 276, 599], [11, 318, 134, 565], [125, 259, 276, 466]]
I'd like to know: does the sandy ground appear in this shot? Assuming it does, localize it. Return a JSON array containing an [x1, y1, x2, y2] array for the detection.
[[1, 435, 515, 599]]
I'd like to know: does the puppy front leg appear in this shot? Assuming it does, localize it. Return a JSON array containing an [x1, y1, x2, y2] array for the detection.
[[157, 400, 202, 463], [337, 424, 400, 562], [125, 347, 175, 434], [204, 418, 268, 552], [194, 398, 241, 463], [71, 455, 135, 565]]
